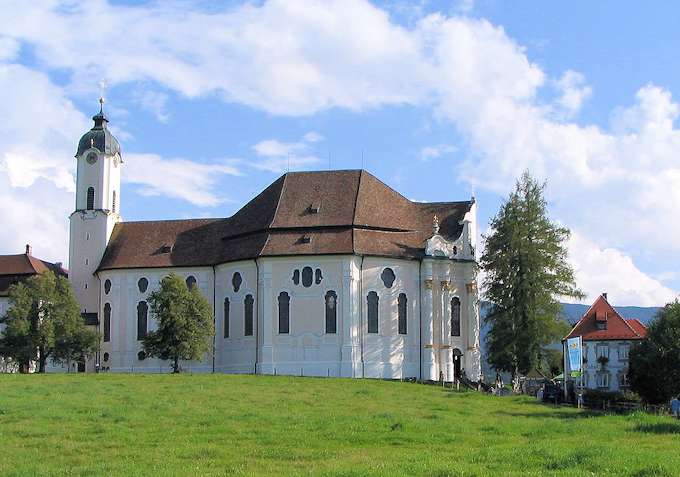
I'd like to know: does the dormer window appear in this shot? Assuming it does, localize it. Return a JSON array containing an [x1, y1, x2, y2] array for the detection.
[[298, 235, 312, 244], [307, 202, 321, 214]]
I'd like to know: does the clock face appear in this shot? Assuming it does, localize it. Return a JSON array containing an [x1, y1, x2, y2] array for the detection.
[[86, 152, 98, 165]]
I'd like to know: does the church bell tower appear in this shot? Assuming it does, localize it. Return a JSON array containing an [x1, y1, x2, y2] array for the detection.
[[69, 98, 122, 314]]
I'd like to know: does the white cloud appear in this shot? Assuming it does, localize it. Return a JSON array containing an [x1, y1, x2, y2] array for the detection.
[[420, 144, 456, 161], [554, 70, 591, 116], [124, 154, 241, 207], [0, 64, 88, 263], [0, 0, 678, 302], [303, 131, 324, 143], [566, 232, 677, 307], [251, 133, 322, 172], [0, 36, 20, 61], [252, 139, 307, 158], [133, 89, 170, 123], [0, 63, 241, 265]]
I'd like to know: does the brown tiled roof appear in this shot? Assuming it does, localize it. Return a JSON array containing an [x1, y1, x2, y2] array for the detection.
[[0, 253, 68, 296], [565, 294, 648, 341], [98, 170, 473, 271]]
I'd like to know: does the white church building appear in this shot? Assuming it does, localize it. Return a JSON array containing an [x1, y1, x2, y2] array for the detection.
[[68, 104, 482, 381]]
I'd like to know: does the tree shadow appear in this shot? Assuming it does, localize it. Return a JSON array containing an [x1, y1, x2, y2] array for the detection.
[[492, 409, 603, 420], [633, 422, 680, 434]]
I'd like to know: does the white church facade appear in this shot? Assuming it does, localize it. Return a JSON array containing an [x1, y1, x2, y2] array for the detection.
[[68, 104, 482, 381]]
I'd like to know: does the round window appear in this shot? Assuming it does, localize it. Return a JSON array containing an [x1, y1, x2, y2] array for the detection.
[[137, 351, 146, 361], [86, 151, 98, 164]]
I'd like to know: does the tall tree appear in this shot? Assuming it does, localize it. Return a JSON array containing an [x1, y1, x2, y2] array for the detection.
[[629, 301, 680, 404], [142, 274, 214, 373], [0, 271, 97, 372], [481, 172, 583, 387]]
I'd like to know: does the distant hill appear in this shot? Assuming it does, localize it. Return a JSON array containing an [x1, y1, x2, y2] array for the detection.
[[558, 303, 660, 325]]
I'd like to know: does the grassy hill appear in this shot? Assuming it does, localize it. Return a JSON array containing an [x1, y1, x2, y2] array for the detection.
[[0, 374, 678, 476]]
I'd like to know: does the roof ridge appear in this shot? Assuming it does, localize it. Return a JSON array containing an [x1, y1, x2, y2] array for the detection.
[[118, 217, 221, 225], [351, 170, 363, 254]]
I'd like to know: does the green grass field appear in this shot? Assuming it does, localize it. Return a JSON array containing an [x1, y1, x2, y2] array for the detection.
[[0, 375, 678, 476]]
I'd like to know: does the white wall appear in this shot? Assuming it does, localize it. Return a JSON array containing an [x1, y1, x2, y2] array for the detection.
[[214, 261, 258, 373], [360, 257, 421, 379], [88, 253, 480, 381], [98, 267, 214, 373], [69, 148, 121, 315], [581, 340, 632, 392]]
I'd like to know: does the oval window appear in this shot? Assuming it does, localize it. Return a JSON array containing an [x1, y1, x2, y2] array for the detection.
[[381, 268, 396, 288], [104, 279, 111, 295], [138, 277, 148, 293], [232, 272, 242, 293], [103, 352, 109, 362], [301, 266, 313, 288]]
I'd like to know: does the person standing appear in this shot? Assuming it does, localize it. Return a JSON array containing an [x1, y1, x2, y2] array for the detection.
[[671, 396, 680, 419]]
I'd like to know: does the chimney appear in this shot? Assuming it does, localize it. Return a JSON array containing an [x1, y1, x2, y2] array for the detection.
[[602, 292, 608, 300], [25, 244, 32, 255]]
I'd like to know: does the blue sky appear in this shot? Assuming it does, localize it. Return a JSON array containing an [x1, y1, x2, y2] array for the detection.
[[0, 0, 678, 306]]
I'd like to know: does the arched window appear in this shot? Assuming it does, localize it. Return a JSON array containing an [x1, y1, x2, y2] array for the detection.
[[103, 303, 111, 342], [315, 268, 323, 284], [232, 272, 242, 293], [292, 269, 300, 285], [86, 187, 95, 210], [398, 293, 407, 335], [223, 298, 230, 338], [103, 352, 109, 362], [367, 291, 379, 334], [451, 297, 461, 337], [325, 291, 337, 334], [112, 190, 116, 213], [301, 266, 313, 287], [137, 301, 148, 340], [186, 275, 197, 289], [104, 279, 111, 295], [137, 277, 148, 293], [381, 268, 396, 288], [244, 294, 254, 336], [278, 292, 290, 334]]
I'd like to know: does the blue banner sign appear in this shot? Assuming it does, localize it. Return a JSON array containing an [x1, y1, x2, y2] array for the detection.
[[567, 336, 582, 377]]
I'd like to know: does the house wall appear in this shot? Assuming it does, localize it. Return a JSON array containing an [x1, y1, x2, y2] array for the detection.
[[581, 340, 632, 392]]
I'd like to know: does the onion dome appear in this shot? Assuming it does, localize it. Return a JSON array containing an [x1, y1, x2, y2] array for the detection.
[[76, 98, 121, 157]]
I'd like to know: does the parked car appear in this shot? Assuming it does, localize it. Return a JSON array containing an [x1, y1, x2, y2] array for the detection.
[[542, 383, 562, 403]]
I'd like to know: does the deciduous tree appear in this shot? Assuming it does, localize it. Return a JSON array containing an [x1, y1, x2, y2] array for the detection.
[[629, 301, 680, 404], [142, 274, 214, 373], [0, 271, 97, 372], [480, 172, 583, 389]]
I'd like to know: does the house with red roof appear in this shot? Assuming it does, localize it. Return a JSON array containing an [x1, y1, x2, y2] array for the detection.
[[563, 293, 648, 392], [0, 245, 68, 371]]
